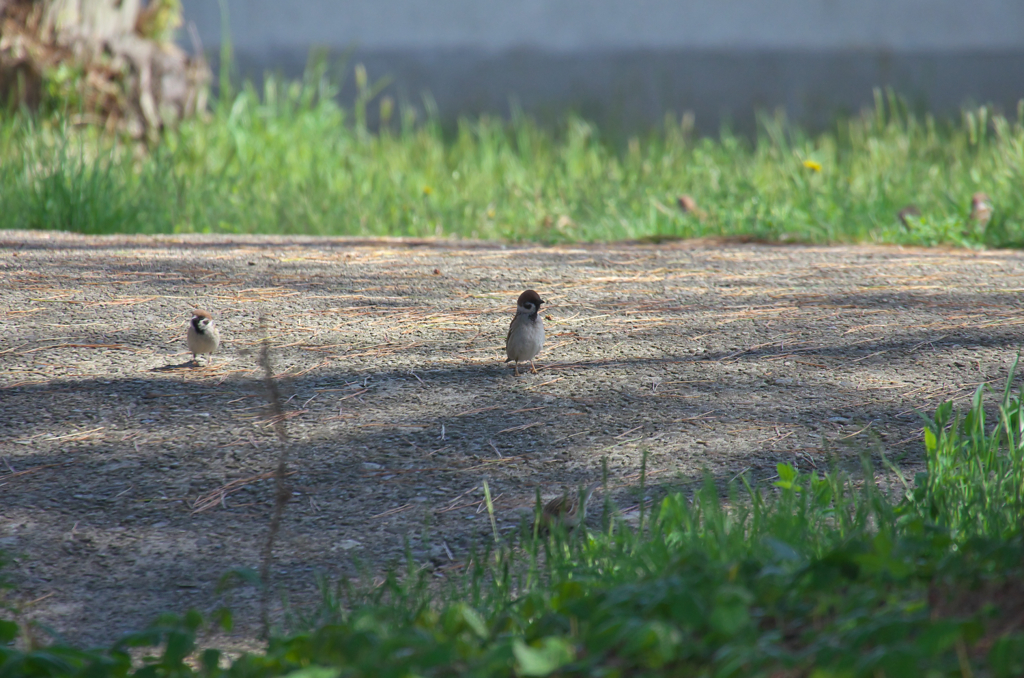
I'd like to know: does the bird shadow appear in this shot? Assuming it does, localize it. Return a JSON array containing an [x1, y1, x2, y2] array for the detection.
[[149, 360, 206, 372]]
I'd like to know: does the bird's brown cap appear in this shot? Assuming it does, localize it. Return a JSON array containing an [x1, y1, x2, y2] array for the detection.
[[517, 290, 544, 307]]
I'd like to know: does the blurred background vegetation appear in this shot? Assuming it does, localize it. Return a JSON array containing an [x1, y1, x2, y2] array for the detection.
[[1, 1, 1022, 245]]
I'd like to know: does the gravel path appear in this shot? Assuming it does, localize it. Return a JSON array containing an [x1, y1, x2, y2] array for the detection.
[[2, 231, 1024, 646]]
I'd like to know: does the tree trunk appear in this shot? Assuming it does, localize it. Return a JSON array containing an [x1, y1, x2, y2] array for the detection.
[[0, 0, 209, 137]]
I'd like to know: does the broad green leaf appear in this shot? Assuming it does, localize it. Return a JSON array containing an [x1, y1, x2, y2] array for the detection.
[[709, 585, 753, 636], [458, 603, 489, 639], [513, 637, 575, 676], [282, 668, 341, 678], [924, 427, 937, 453], [990, 633, 1024, 678]]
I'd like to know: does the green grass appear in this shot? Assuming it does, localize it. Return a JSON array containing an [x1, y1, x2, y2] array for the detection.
[[1, 61, 1023, 245], [6, 364, 1024, 676]]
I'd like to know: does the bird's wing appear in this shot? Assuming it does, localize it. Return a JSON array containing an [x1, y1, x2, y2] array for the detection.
[[543, 493, 574, 516]]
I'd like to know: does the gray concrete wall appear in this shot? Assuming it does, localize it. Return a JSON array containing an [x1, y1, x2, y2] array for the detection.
[[179, 0, 1024, 134]]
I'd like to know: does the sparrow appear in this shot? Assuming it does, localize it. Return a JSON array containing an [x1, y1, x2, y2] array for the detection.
[[969, 192, 993, 229], [505, 289, 545, 376], [541, 482, 602, 530], [186, 309, 220, 365]]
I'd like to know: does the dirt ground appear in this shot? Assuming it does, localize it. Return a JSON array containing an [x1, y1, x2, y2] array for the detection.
[[2, 231, 1024, 648]]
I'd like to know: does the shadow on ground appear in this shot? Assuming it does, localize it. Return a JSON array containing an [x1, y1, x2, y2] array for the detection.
[[3, 233, 1024, 644]]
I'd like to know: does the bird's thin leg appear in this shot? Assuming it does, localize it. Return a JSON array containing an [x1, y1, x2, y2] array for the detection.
[[515, 362, 521, 377], [530, 360, 537, 374]]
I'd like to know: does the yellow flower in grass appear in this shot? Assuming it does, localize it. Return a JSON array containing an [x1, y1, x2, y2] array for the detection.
[[802, 159, 822, 172], [422, 185, 433, 196]]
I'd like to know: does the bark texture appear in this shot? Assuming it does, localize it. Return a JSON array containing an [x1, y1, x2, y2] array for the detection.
[[0, 0, 209, 136]]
